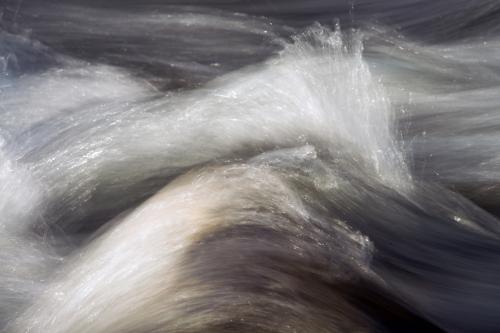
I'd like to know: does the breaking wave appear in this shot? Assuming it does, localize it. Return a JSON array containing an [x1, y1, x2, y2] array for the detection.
[[2, 1, 500, 332]]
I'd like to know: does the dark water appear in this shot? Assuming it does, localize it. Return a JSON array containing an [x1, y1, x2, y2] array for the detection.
[[2, 1, 500, 332]]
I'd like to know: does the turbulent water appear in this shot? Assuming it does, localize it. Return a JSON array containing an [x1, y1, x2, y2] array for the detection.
[[2, 1, 500, 332]]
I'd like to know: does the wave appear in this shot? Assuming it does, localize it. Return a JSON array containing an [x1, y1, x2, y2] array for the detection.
[[2, 1, 500, 332]]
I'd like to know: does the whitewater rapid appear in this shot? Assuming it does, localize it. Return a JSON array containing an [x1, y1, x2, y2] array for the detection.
[[2, 1, 500, 332]]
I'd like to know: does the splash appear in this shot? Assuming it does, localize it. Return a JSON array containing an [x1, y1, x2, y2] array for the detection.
[[2, 2, 500, 332]]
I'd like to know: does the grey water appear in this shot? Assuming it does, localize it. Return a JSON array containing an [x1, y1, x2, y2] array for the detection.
[[2, 1, 500, 332]]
